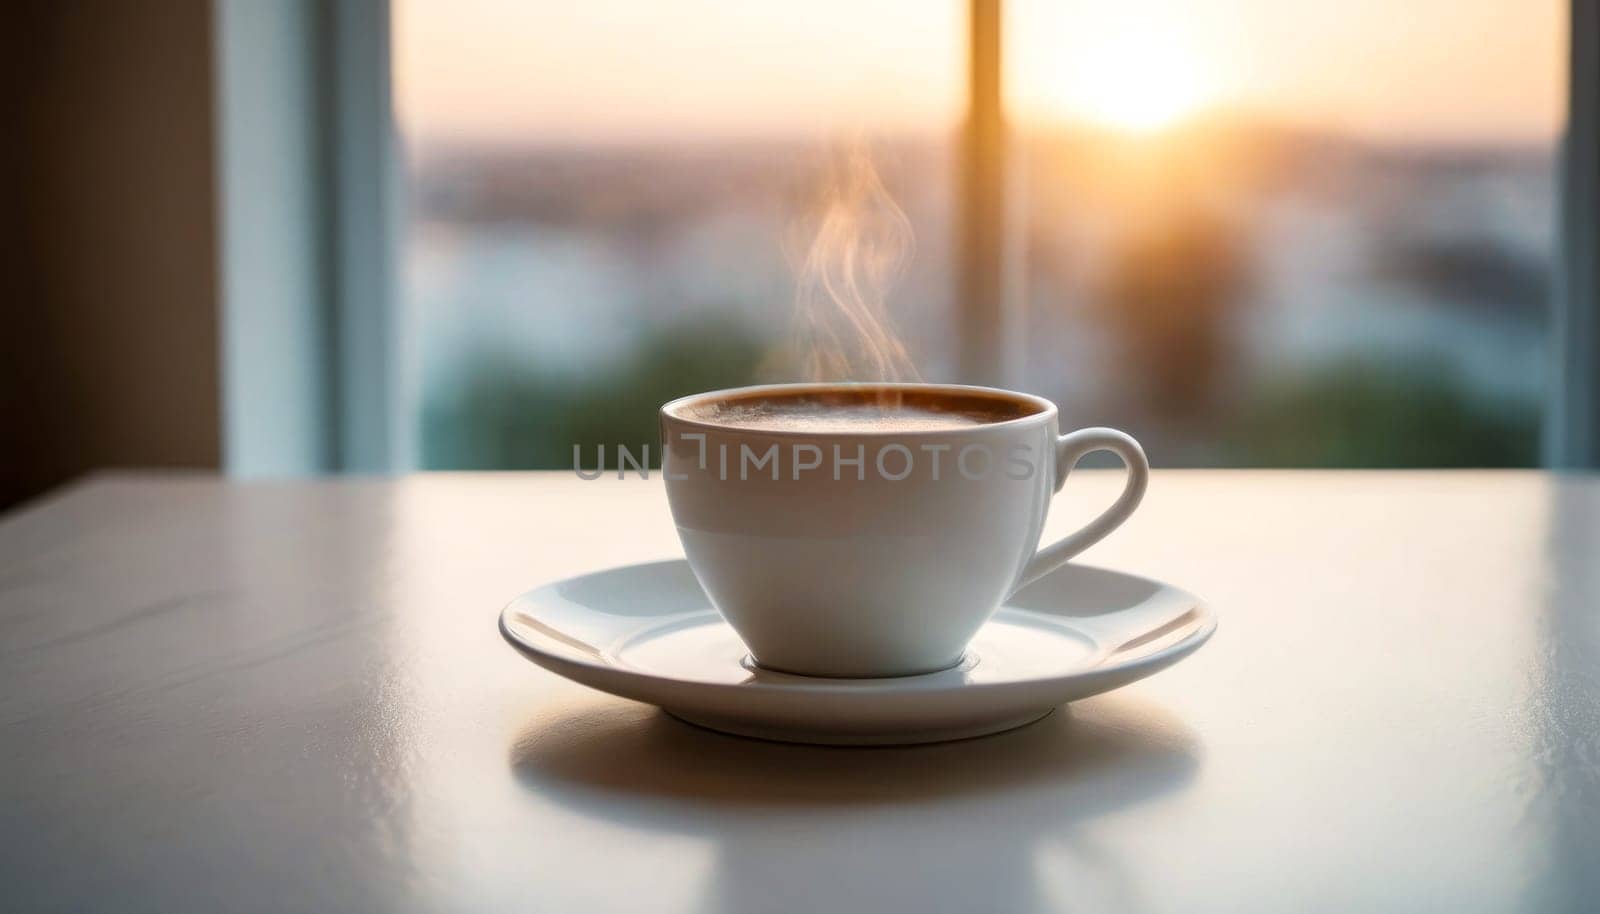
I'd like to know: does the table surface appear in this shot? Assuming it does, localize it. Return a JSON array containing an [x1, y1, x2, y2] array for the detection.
[[2, 471, 1598, 913]]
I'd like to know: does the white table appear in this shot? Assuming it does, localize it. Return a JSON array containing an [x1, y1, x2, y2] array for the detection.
[[2, 471, 1597, 913]]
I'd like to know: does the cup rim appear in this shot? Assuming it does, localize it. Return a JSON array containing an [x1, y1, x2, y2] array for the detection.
[[660, 382, 1058, 438]]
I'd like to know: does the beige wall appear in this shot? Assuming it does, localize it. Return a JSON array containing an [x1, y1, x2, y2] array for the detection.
[[3, 0, 221, 509]]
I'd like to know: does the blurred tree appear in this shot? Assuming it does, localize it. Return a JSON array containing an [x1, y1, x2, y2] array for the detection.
[[422, 316, 768, 469], [1230, 358, 1538, 468], [1095, 204, 1249, 423]]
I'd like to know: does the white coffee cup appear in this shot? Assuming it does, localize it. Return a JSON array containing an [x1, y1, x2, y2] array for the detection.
[[660, 382, 1148, 678]]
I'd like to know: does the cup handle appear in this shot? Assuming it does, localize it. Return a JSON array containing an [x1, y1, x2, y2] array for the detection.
[[1015, 427, 1149, 590]]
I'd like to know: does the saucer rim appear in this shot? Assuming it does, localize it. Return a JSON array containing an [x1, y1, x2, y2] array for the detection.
[[498, 559, 1216, 697]]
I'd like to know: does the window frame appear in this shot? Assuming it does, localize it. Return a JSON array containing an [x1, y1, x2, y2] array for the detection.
[[214, 0, 408, 476], [1552, 0, 1600, 467]]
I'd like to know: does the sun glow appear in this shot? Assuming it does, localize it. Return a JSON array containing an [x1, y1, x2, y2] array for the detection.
[[1040, 25, 1215, 132]]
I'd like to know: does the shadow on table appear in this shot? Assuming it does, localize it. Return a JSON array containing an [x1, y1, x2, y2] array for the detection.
[[510, 696, 1198, 912]]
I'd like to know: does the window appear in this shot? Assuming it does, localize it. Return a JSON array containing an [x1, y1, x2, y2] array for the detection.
[[396, 0, 1566, 469], [1007, 0, 1564, 466], [396, 0, 964, 468]]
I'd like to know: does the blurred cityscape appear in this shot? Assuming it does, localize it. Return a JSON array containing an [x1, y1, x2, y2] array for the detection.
[[407, 120, 1551, 469]]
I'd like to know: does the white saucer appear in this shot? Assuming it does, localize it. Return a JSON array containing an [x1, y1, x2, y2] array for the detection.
[[499, 560, 1215, 745]]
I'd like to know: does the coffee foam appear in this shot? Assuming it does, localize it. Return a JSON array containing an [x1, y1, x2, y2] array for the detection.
[[679, 391, 1034, 433]]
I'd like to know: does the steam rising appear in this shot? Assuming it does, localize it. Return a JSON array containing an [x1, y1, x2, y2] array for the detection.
[[786, 139, 920, 387]]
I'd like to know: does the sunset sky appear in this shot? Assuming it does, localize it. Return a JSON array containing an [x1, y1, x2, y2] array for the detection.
[[396, 0, 1564, 146]]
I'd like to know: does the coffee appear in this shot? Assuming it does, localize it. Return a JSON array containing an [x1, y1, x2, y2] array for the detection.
[[678, 388, 1035, 433], [695, 402, 983, 432]]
